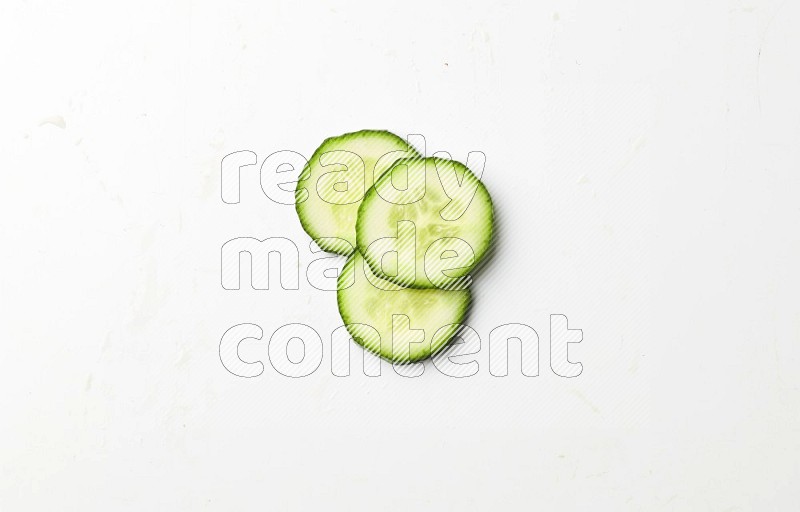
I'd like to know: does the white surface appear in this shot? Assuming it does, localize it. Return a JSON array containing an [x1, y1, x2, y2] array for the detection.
[[1, 0, 799, 509]]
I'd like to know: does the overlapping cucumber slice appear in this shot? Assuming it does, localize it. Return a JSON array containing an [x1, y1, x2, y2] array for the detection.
[[337, 251, 471, 363], [356, 156, 493, 289], [295, 130, 419, 254], [295, 131, 494, 363]]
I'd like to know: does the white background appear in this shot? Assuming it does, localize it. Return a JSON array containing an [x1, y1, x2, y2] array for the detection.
[[1, 0, 799, 509]]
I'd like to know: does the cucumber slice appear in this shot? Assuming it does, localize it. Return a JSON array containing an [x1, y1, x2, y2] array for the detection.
[[295, 130, 419, 255], [356, 156, 493, 289], [337, 251, 471, 363]]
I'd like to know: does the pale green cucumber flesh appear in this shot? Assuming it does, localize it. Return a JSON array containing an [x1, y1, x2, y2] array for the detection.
[[295, 130, 419, 255], [337, 251, 471, 363], [356, 156, 493, 288]]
